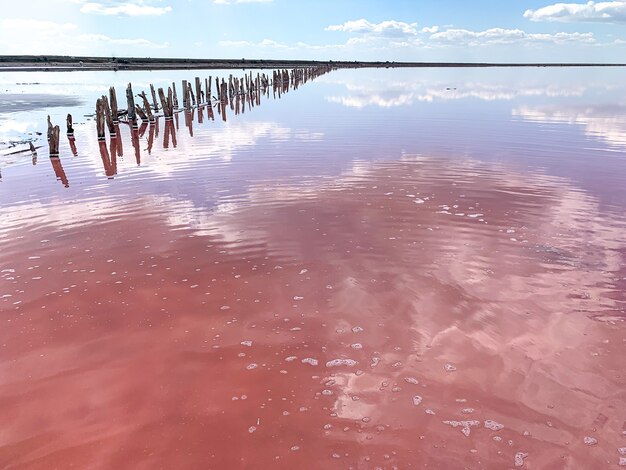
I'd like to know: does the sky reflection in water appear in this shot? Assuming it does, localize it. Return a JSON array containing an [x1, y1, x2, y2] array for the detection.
[[0, 67, 625, 469]]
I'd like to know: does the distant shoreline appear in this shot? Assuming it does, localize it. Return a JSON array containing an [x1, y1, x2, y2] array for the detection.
[[1, 55, 625, 72]]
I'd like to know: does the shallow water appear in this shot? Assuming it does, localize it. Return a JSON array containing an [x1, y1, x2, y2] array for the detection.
[[1, 67, 625, 469]]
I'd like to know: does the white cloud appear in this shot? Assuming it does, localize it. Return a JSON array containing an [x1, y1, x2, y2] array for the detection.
[[524, 1, 626, 23], [326, 19, 418, 38], [429, 28, 595, 45], [214, 0, 273, 4], [0, 18, 77, 35], [79, 33, 169, 48], [513, 105, 626, 148], [219, 38, 290, 49], [79, 1, 172, 16], [0, 17, 169, 54]]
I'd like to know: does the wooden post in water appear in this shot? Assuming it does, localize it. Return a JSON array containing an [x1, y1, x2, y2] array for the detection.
[[126, 83, 136, 125], [29, 141, 37, 166], [109, 87, 118, 123], [188, 83, 196, 106], [167, 87, 173, 117], [102, 96, 115, 135], [139, 92, 154, 122], [96, 98, 106, 140], [195, 77, 202, 105], [182, 80, 188, 108], [135, 105, 148, 123], [172, 82, 179, 109], [158, 87, 174, 118], [150, 84, 159, 112], [66, 114, 77, 156], [48, 122, 60, 157], [66, 114, 74, 135]]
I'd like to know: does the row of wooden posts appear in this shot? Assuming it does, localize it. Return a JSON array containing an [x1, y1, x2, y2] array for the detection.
[[44, 65, 335, 163], [92, 65, 334, 139]]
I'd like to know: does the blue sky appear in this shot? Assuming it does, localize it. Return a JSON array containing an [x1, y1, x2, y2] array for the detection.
[[0, 1, 625, 61]]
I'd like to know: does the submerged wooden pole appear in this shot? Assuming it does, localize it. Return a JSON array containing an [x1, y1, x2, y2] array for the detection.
[[139, 92, 154, 121], [182, 80, 188, 108], [126, 83, 136, 124], [66, 114, 74, 135], [101, 95, 115, 135], [109, 86, 119, 123], [135, 105, 148, 123], [172, 82, 179, 109], [150, 84, 159, 112], [188, 83, 196, 106], [66, 113, 77, 156], [195, 77, 202, 105], [48, 123, 60, 156], [158, 87, 174, 118], [96, 98, 106, 140]]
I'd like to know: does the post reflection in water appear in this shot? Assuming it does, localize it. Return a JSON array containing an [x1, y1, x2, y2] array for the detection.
[[184, 109, 194, 137], [163, 117, 177, 149], [131, 125, 141, 166], [68, 135, 78, 157], [98, 139, 115, 178], [49, 155, 68, 187], [147, 122, 155, 155]]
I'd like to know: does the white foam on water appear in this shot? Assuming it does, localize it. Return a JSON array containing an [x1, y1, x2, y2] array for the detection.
[[583, 436, 598, 446], [326, 358, 358, 367], [301, 357, 319, 366], [443, 420, 480, 437], [404, 377, 419, 384], [412, 396, 423, 406], [444, 363, 457, 372], [484, 419, 504, 431], [246, 363, 258, 370], [350, 343, 363, 349], [285, 356, 297, 362], [241, 340, 252, 347], [514, 452, 528, 467], [351, 326, 364, 333]]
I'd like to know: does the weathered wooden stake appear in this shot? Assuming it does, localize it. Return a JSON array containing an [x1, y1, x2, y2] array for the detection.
[[182, 80, 188, 108], [109, 86, 119, 123], [126, 83, 137, 124], [150, 84, 160, 112], [102, 95, 115, 134], [135, 105, 148, 123], [49, 124, 60, 156], [66, 114, 74, 135], [172, 82, 179, 109], [96, 99, 106, 139], [139, 92, 154, 121], [195, 77, 202, 105]]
